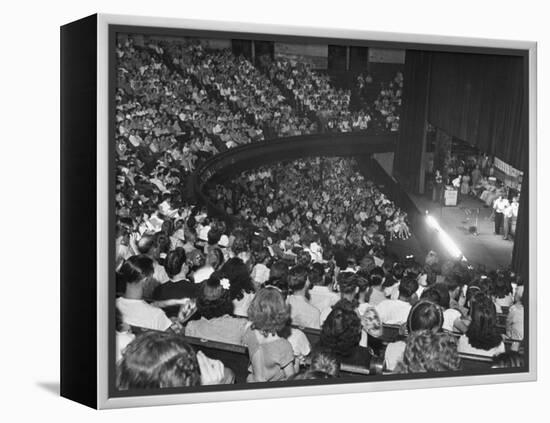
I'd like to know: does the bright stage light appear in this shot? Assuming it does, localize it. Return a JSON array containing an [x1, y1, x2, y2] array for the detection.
[[425, 213, 465, 260]]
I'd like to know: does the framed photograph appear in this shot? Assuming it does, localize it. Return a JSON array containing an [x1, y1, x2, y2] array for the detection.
[[60, 13, 537, 409]]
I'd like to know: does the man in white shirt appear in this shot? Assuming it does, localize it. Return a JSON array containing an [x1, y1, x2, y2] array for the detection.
[[116, 257, 173, 332], [493, 195, 509, 236], [287, 266, 321, 329], [376, 276, 418, 325], [308, 263, 340, 318], [503, 197, 519, 240]]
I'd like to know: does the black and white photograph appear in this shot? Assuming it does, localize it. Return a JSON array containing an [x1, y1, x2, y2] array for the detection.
[[105, 20, 533, 401]]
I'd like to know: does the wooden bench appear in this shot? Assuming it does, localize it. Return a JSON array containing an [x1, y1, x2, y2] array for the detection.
[[130, 326, 380, 380]]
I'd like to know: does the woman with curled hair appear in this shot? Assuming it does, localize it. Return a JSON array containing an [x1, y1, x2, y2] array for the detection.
[[384, 300, 444, 372], [220, 257, 256, 317], [185, 273, 248, 345], [319, 302, 369, 367], [244, 287, 298, 382], [457, 293, 505, 357], [396, 330, 461, 374], [116, 331, 229, 389]]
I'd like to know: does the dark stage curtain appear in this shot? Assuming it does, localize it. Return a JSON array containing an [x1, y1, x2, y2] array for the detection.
[[394, 50, 432, 192], [398, 49, 529, 280], [512, 170, 529, 284], [428, 52, 528, 170]]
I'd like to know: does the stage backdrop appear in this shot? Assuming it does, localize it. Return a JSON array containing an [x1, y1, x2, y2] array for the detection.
[[396, 49, 529, 281]]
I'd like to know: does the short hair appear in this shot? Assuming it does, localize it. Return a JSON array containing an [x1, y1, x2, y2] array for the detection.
[[396, 330, 461, 374], [369, 267, 385, 287], [391, 262, 405, 280], [117, 255, 154, 286], [116, 331, 200, 389], [310, 347, 341, 377], [247, 287, 290, 336], [164, 248, 187, 278], [399, 276, 418, 299], [266, 261, 289, 297], [136, 234, 156, 254], [407, 300, 444, 333], [288, 265, 308, 293], [466, 293, 503, 350], [319, 302, 362, 358], [196, 273, 234, 319], [207, 228, 222, 245], [308, 263, 326, 286]]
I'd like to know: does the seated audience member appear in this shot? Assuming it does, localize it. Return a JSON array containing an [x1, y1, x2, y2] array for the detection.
[[137, 234, 169, 284], [117, 331, 231, 389], [152, 248, 197, 318], [320, 272, 359, 325], [318, 302, 369, 366], [244, 287, 298, 382], [251, 248, 272, 289], [383, 262, 404, 299], [492, 276, 514, 312], [384, 300, 444, 372], [116, 307, 135, 363], [135, 233, 170, 295], [287, 265, 321, 329], [308, 262, 340, 317], [420, 283, 461, 332], [376, 276, 418, 325], [506, 290, 524, 348], [221, 257, 256, 317], [457, 293, 505, 357], [192, 248, 223, 284], [492, 351, 525, 369], [264, 260, 289, 297], [395, 330, 461, 374], [366, 266, 387, 306], [185, 273, 248, 344], [116, 255, 174, 331]]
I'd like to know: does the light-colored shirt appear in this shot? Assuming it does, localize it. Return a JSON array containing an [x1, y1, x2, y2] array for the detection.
[[116, 297, 172, 331], [251, 263, 271, 286], [192, 266, 214, 284], [287, 295, 321, 329], [375, 299, 412, 325], [309, 286, 340, 316], [443, 308, 462, 332], [384, 340, 406, 371]]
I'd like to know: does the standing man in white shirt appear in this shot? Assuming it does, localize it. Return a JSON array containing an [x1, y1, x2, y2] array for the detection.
[[503, 197, 519, 240], [493, 195, 509, 236]]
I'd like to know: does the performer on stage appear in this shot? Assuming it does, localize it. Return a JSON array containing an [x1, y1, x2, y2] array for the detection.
[[493, 195, 509, 235]]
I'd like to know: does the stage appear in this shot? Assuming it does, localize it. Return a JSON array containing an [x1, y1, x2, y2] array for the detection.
[[407, 192, 514, 269]]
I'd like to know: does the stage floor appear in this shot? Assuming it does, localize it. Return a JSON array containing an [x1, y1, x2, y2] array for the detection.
[[409, 192, 514, 269]]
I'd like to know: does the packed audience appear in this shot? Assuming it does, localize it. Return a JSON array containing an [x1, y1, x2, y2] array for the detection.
[[115, 167, 524, 389], [208, 157, 411, 252], [356, 71, 403, 132], [114, 36, 522, 391]]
